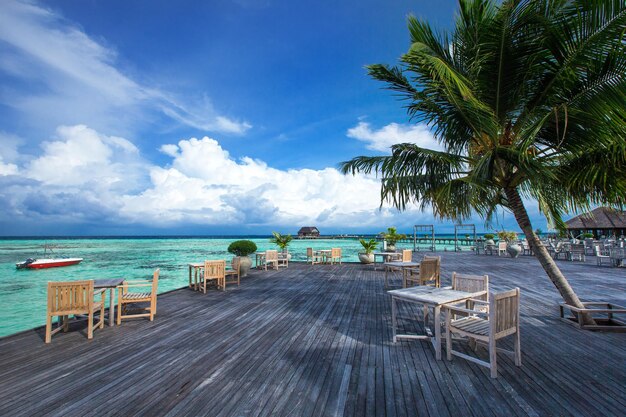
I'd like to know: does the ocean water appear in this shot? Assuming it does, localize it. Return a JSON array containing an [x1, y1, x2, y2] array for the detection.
[[0, 237, 461, 337]]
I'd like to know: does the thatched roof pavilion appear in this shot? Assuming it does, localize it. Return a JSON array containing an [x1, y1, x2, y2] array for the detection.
[[297, 226, 320, 238], [565, 206, 626, 238]]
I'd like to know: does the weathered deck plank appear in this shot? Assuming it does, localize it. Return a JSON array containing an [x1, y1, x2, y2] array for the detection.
[[0, 251, 624, 417]]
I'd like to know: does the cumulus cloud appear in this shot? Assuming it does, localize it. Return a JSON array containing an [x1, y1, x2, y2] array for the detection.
[[120, 136, 396, 227], [1, 125, 438, 233], [347, 121, 441, 152], [26, 125, 147, 193], [0, 0, 250, 136]]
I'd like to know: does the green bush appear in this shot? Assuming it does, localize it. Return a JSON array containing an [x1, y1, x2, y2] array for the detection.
[[227, 240, 257, 256], [483, 233, 495, 240]]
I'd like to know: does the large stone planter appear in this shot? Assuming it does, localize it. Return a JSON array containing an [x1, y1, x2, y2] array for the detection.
[[358, 253, 374, 264], [507, 243, 522, 259], [385, 244, 397, 252], [235, 255, 252, 277]]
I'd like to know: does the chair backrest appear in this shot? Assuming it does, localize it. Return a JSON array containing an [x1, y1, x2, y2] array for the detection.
[[204, 260, 225, 279], [150, 269, 160, 294], [402, 249, 412, 262], [231, 257, 241, 272], [451, 272, 489, 301], [419, 256, 440, 283], [266, 250, 278, 262], [331, 248, 341, 258], [47, 280, 94, 315], [306, 247, 313, 257], [489, 288, 520, 336], [498, 241, 507, 250], [570, 243, 584, 254]]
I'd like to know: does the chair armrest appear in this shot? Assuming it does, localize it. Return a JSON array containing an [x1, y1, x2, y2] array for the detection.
[[467, 298, 489, 304], [117, 283, 152, 289], [94, 289, 106, 296], [442, 303, 488, 317]]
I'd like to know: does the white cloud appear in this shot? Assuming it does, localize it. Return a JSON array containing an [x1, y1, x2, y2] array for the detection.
[[26, 125, 147, 193], [0, 0, 250, 136], [0, 158, 18, 176], [2, 125, 432, 231], [347, 122, 441, 152], [121, 136, 397, 227]]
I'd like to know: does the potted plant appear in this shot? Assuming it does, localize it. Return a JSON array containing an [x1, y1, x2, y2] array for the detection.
[[227, 240, 257, 277], [270, 232, 293, 259], [497, 231, 521, 258], [381, 227, 406, 252], [483, 233, 495, 246], [358, 238, 378, 264]]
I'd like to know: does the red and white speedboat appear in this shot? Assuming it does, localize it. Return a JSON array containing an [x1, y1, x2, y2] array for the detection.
[[16, 257, 83, 269], [15, 245, 83, 269]]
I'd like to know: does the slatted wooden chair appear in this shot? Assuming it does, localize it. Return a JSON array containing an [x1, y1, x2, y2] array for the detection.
[[404, 255, 440, 288], [568, 244, 586, 262], [225, 257, 240, 288], [306, 248, 323, 265], [45, 280, 105, 343], [444, 288, 521, 378], [451, 272, 489, 301], [262, 250, 279, 270], [117, 269, 159, 324], [278, 251, 289, 268], [327, 248, 342, 265], [497, 241, 507, 256], [199, 261, 225, 292], [594, 245, 611, 266]]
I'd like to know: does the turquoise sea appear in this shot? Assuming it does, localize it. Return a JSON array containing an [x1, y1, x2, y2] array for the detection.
[[0, 236, 463, 337]]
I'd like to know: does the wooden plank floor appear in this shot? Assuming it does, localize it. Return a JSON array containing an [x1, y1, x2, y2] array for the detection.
[[0, 252, 624, 417]]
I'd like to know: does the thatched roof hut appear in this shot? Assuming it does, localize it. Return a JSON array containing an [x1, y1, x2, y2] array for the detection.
[[565, 207, 626, 238], [297, 227, 320, 238]]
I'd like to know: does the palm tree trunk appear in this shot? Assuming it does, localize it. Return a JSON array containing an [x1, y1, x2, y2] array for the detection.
[[504, 187, 595, 325]]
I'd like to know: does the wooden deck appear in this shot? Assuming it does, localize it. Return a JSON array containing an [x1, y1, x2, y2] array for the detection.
[[0, 252, 624, 417]]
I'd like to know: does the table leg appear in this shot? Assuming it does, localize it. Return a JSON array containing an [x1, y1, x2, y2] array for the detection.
[[108, 288, 115, 327], [384, 266, 388, 288], [189, 266, 192, 289], [434, 305, 442, 360], [392, 297, 397, 343]]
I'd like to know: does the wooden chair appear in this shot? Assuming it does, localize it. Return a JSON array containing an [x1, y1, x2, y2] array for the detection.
[[306, 248, 323, 265], [45, 280, 105, 343], [451, 272, 489, 301], [263, 250, 279, 270], [404, 255, 440, 288], [444, 288, 521, 378], [327, 248, 342, 265], [278, 251, 289, 268], [594, 245, 611, 266], [568, 244, 586, 262], [225, 258, 240, 288], [200, 261, 225, 292], [497, 241, 507, 256], [117, 269, 159, 324]]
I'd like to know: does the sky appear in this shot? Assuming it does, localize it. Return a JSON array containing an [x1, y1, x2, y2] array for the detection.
[[0, 0, 549, 236]]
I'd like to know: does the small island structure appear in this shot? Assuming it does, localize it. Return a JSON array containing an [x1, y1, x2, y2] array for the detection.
[[297, 226, 320, 239], [565, 207, 626, 238]]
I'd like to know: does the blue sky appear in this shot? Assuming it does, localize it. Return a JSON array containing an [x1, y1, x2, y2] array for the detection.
[[0, 0, 547, 236]]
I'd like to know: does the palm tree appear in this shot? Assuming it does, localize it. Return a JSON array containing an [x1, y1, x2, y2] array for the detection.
[[341, 0, 626, 322]]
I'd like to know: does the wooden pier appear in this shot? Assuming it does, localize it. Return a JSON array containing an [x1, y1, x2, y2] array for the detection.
[[0, 252, 624, 416]]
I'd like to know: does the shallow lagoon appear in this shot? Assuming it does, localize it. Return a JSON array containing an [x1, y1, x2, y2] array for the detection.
[[0, 236, 462, 337]]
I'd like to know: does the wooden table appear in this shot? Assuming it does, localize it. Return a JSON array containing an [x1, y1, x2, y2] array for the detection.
[[317, 250, 332, 264], [383, 261, 420, 288], [94, 278, 125, 326], [188, 262, 204, 290], [387, 286, 481, 360], [373, 251, 402, 270], [255, 253, 266, 269]]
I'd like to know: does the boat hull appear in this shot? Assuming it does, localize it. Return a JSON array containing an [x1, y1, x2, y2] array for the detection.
[[16, 258, 83, 269]]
